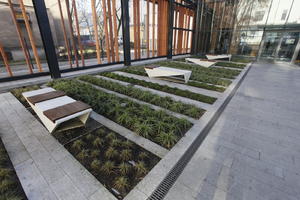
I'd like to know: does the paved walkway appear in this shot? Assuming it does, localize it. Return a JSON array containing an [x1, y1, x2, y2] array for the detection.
[[164, 63, 300, 200]]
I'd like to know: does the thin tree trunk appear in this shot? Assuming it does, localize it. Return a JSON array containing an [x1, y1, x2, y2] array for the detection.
[[65, 0, 79, 67], [112, 0, 120, 62], [107, 0, 115, 62], [72, 0, 85, 66], [152, 0, 156, 57], [91, 0, 102, 64], [146, 0, 150, 58], [19, 0, 43, 72], [0, 43, 13, 77], [7, 0, 33, 73], [58, 0, 72, 68], [102, 0, 111, 62]]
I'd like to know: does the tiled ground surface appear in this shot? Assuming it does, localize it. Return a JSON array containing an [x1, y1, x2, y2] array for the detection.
[[164, 63, 300, 200]]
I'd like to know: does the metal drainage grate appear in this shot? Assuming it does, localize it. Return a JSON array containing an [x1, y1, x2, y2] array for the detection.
[[148, 65, 252, 200]]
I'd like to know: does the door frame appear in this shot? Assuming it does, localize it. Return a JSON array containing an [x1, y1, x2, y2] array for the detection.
[[257, 29, 300, 65]]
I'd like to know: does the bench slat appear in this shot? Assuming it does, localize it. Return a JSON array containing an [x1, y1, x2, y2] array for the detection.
[[43, 101, 91, 122], [27, 91, 66, 105]]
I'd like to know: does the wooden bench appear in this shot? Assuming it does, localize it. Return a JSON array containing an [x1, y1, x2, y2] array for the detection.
[[22, 88, 92, 133]]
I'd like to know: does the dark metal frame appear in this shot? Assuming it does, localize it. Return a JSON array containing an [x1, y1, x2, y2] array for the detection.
[[32, 0, 61, 79], [167, 0, 175, 59], [121, 0, 131, 66]]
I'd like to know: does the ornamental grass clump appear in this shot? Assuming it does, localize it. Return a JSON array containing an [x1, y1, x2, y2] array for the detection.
[[114, 177, 129, 195], [79, 75, 205, 119], [118, 162, 131, 176]]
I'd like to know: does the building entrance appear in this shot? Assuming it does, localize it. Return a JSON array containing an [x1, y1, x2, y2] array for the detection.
[[259, 31, 300, 63]]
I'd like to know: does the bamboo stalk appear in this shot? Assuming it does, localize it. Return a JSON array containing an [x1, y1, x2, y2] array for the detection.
[[189, 11, 195, 53], [112, 0, 119, 62], [107, 0, 115, 62], [58, 0, 72, 68], [65, 0, 79, 67], [173, 5, 178, 55], [146, 0, 150, 58], [155, 0, 159, 56], [177, 6, 184, 54], [91, 0, 102, 64], [186, 10, 191, 53], [136, 0, 141, 59], [133, 0, 137, 59], [0, 43, 13, 77], [19, 0, 43, 72], [7, 0, 33, 74], [183, 7, 188, 53], [137, 0, 141, 59], [72, 0, 85, 66], [102, 0, 111, 62], [152, 0, 156, 57]]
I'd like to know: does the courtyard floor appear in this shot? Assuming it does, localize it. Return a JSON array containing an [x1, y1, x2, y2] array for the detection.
[[164, 62, 300, 200], [0, 60, 299, 200]]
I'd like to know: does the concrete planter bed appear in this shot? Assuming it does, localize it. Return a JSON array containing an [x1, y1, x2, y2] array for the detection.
[[78, 75, 205, 119], [0, 139, 27, 200], [62, 125, 160, 199], [48, 80, 192, 149], [118, 68, 226, 92], [10, 86, 160, 199], [121, 62, 233, 87], [100, 72, 217, 104], [5, 58, 251, 200]]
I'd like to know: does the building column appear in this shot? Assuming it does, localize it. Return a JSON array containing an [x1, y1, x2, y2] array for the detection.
[[32, 0, 61, 79], [121, 0, 131, 66]]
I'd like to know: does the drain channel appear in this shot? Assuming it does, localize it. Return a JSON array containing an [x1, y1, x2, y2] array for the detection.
[[147, 65, 252, 200]]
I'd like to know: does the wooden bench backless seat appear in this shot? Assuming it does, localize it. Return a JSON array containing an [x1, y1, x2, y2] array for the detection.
[[44, 101, 91, 122], [144, 65, 159, 70], [27, 91, 66, 105]]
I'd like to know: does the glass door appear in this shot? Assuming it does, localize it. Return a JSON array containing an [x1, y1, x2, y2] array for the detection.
[[276, 32, 300, 62], [260, 32, 282, 58]]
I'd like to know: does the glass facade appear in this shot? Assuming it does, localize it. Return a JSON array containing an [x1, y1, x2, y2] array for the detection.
[[195, 0, 300, 64]]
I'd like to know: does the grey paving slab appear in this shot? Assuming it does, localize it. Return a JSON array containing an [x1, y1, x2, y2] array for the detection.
[[0, 93, 116, 200], [164, 63, 300, 200]]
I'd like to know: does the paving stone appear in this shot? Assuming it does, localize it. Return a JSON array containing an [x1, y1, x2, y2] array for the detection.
[[165, 63, 300, 200], [164, 181, 197, 200], [49, 175, 88, 200], [15, 159, 59, 200]]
